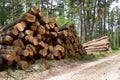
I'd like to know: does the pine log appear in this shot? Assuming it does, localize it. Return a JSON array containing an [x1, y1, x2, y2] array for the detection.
[[36, 34, 42, 40], [47, 53, 54, 59], [40, 16, 49, 24], [38, 12, 43, 18], [54, 45, 64, 53], [49, 18, 57, 25], [14, 21, 26, 32], [30, 24, 38, 31], [21, 49, 29, 57], [54, 27, 59, 32], [0, 58, 3, 64], [25, 29, 34, 35], [52, 50, 60, 57], [1, 54, 14, 61], [45, 30, 50, 35], [25, 13, 36, 22], [35, 20, 40, 26], [13, 39, 25, 49], [59, 24, 69, 31], [0, 49, 16, 57], [49, 22, 55, 29], [1, 28, 18, 36], [7, 61, 13, 66], [14, 55, 21, 62], [17, 60, 29, 69], [58, 30, 68, 38], [50, 32, 58, 37], [44, 24, 50, 30], [31, 6, 40, 15], [25, 35, 34, 43], [38, 41, 45, 49], [48, 45, 54, 52], [18, 32, 25, 38], [32, 37, 38, 46], [26, 44, 37, 54], [39, 49, 48, 57], [37, 25, 46, 35], [54, 38, 62, 45], [0, 35, 13, 44], [83, 36, 109, 45]]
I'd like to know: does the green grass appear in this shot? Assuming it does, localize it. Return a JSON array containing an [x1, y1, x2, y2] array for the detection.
[[80, 49, 120, 60]]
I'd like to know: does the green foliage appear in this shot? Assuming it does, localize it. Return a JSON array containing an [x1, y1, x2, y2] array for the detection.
[[56, 15, 75, 27], [80, 50, 119, 60]]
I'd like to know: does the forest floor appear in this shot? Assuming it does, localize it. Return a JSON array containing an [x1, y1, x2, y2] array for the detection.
[[0, 50, 120, 80]]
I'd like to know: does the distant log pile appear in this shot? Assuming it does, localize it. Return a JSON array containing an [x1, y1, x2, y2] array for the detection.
[[83, 36, 111, 54], [0, 6, 86, 69]]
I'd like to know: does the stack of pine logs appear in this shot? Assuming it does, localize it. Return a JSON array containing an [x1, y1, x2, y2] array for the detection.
[[0, 6, 86, 69], [83, 36, 111, 54]]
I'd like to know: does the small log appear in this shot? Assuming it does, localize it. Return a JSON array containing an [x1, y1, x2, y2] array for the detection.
[[54, 45, 64, 53], [0, 35, 13, 44], [39, 49, 48, 57], [35, 20, 40, 26], [21, 49, 29, 57], [38, 12, 43, 18], [13, 39, 25, 49], [59, 24, 69, 31], [0, 49, 16, 57], [26, 44, 37, 54], [47, 53, 54, 59], [37, 25, 46, 35], [52, 50, 60, 57], [0, 58, 3, 64], [14, 21, 26, 31], [54, 27, 59, 32], [1, 54, 14, 61], [44, 24, 50, 30], [40, 16, 49, 25], [45, 30, 50, 35], [18, 32, 25, 38], [25, 35, 34, 43], [48, 45, 54, 52], [25, 29, 34, 35], [30, 24, 38, 31], [17, 60, 29, 69], [58, 30, 68, 38], [36, 34, 41, 40], [49, 22, 55, 29], [14, 55, 21, 62], [1, 28, 18, 36], [29, 50, 34, 56], [25, 13, 36, 22], [54, 38, 62, 44], [38, 41, 45, 49], [7, 61, 13, 66], [32, 37, 38, 46], [14, 47, 23, 55], [31, 6, 40, 14], [50, 32, 58, 37]]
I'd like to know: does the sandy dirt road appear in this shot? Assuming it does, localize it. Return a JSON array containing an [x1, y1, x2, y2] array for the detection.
[[45, 52, 120, 80]]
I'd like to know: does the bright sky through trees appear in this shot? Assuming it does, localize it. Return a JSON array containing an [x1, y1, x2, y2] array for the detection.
[[110, 0, 120, 11]]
